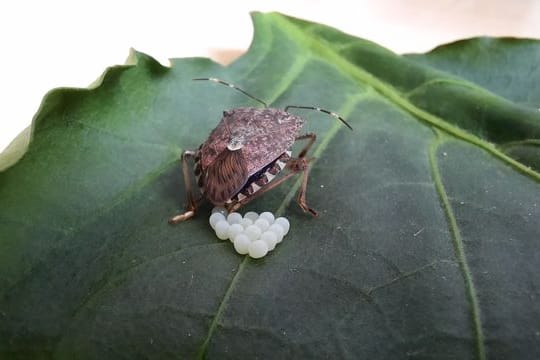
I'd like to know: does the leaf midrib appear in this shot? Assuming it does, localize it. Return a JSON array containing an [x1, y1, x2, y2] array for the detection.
[[195, 79, 368, 359], [268, 15, 488, 359], [263, 13, 492, 359], [270, 13, 540, 183], [193, 14, 499, 357]]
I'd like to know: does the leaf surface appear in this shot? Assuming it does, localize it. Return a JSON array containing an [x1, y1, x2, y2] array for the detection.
[[1, 12, 539, 360]]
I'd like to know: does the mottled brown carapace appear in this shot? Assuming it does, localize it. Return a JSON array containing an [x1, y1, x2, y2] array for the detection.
[[169, 78, 352, 224], [201, 108, 303, 177]]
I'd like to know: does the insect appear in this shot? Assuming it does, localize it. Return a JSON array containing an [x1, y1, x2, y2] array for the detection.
[[169, 77, 352, 224]]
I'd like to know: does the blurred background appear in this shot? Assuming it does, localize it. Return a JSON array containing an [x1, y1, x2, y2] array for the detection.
[[1, 0, 539, 152]]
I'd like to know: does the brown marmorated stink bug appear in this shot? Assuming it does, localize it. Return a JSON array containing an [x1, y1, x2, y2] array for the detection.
[[169, 78, 352, 224]]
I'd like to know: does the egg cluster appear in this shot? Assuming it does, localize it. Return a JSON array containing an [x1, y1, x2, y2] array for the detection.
[[209, 208, 290, 258]]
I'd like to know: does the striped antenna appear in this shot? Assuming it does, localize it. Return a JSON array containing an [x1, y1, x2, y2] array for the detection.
[[193, 77, 268, 108], [284, 105, 353, 131]]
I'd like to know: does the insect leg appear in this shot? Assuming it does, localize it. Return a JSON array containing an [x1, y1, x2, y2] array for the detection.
[[169, 150, 200, 224], [295, 132, 317, 159], [296, 159, 317, 216], [284, 133, 318, 215], [228, 158, 317, 217], [228, 171, 299, 213], [286, 157, 318, 217]]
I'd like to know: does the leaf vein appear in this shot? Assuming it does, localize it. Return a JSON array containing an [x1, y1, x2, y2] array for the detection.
[[428, 131, 486, 360], [366, 259, 455, 295], [274, 14, 540, 182], [196, 88, 365, 359], [57, 241, 229, 340]]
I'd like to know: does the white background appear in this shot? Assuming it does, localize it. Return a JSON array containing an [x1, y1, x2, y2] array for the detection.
[[1, 0, 539, 152]]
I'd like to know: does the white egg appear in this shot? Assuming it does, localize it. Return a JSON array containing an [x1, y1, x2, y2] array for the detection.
[[209, 212, 226, 230], [267, 224, 285, 243], [244, 225, 262, 241], [227, 212, 243, 225], [233, 234, 251, 255], [213, 210, 289, 256], [249, 240, 269, 259], [274, 217, 290, 235], [254, 218, 270, 232], [259, 211, 275, 224], [215, 220, 230, 240], [239, 218, 253, 228], [227, 224, 244, 242], [243, 211, 259, 222], [260, 231, 278, 250], [212, 207, 228, 215]]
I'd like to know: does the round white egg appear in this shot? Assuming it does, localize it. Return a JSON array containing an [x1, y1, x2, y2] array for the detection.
[[233, 234, 251, 255], [267, 224, 285, 243], [244, 225, 262, 241], [260, 231, 278, 250], [249, 240, 269, 259], [227, 224, 244, 242], [274, 217, 290, 235], [243, 211, 259, 222], [259, 211, 275, 224], [214, 220, 230, 240], [254, 218, 270, 232], [227, 212, 243, 225], [212, 207, 228, 215], [209, 212, 226, 230], [239, 218, 253, 228]]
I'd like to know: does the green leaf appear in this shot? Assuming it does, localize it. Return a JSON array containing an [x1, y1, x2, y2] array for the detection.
[[404, 38, 540, 171], [1, 12, 539, 359]]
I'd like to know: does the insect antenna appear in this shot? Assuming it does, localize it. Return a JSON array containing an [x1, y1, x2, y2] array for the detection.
[[193, 77, 268, 108], [284, 105, 353, 130]]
